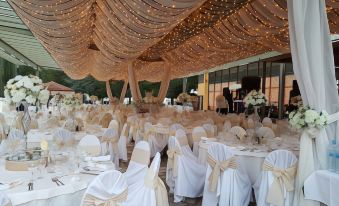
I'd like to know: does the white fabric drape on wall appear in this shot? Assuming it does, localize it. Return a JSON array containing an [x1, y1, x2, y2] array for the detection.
[[105, 80, 114, 103], [128, 63, 142, 102], [288, 0, 339, 205], [120, 80, 128, 103]]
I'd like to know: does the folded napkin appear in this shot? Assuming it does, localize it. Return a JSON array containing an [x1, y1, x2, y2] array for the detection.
[[85, 155, 111, 162]]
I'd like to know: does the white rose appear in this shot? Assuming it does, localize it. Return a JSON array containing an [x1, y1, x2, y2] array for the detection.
[[12, 91, 26, 103], [304, 110, 319, 125], [22, 77, 34, 89], [31, 86, 41, 93], [26, 95, 36, 104], [14, 75, 23, 81], [15, 79, 24, 88]]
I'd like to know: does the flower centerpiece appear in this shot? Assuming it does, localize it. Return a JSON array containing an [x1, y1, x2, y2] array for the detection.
[[62, 94, 81, 110], [50, 93, 65, 107], [176, 92, 191, 103], [243, 90, 267, 108], [4, 75, 49, 106], [288, 106, 328, 130]]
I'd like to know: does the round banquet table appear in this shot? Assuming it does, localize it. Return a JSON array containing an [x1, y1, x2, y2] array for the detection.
[[198, 139, 300, 185], [0, 159, 97, 206]]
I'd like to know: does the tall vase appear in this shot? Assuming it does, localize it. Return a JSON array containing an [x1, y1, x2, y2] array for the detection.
[[253, 106, 261, 123], [20, 101, 31, 135]]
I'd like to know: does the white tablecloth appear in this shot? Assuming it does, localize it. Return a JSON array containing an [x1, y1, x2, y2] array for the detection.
[[0, 161, 96, 206], [304, 170, 339, 206], [198, 138, 299, 185]]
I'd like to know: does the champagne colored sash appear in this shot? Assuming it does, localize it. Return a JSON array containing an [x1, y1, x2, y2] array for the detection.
[[82, 189, 128, 206], [207, 154, 237, 192], [262, 161, 297, 206], [166, 147, 181, 177], [131, 148, 150, 165], [144, 170, 169, 206]]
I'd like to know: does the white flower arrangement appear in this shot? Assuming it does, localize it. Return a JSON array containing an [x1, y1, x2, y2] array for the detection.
[[176, 92, 191, 103], [50, 93, 65, 106], [62, 94, 81, 110], [243, 90, 267, 107], [288, 106, 328, 130], [4, 75, 49, 105]]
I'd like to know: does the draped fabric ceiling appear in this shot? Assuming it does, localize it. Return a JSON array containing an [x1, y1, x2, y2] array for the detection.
[[7, 0, 339, 82]]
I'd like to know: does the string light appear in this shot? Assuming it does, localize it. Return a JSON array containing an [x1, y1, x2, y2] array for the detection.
[[7, 0, 339, 82]]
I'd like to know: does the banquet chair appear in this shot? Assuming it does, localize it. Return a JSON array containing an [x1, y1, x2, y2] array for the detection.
[[192, 126, 208, 156], [0, 129, 25, 155], [169, 123, 185, 136], [78, 135, 101, 156], [99, 113, 113, 128], [108, 119, 120, 136], [254, 150, 298, 206], [166, 130, 206, 203], [223, 120, 232, 132], [202, 143, 251, 206], [262, 117, 273, 128], [144, 122, 167, 157], [229, 126, 247, 142], [124, 141, 150, 186], [202, 123, 216, 138], [0, 192, 11, 206], [101, 128, 120, 168], [118, 123, 129, 161], [81, 170, 128, 206], [126, 153, 169, 206], [256, 127, 275, 141]]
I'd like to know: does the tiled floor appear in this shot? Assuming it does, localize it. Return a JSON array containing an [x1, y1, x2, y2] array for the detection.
[[121, 142, 255, 206]]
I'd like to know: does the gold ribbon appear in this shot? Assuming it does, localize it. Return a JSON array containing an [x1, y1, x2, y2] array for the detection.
[[262, 161, 297, 206], [144, 170, 169, 206], [82, 189, 128, 206], [166, 147, 181, 177], [143, 127, 155, 141], [207, 154, 237, 192], [192, 131, 207, 142]]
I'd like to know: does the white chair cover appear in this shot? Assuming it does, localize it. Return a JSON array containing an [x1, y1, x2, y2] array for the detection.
[[81, 170, 128, 206], [53, 128, 74, 150], [256, 127, 276, 139], [0, 192, 11, 206], [126, 152, 169, 206], [169, 123, 184, 136], [118, 123, 129, 161], [78, 135, 101, 156], [192, 126, 207, 156], [166, 132, 206, 203], [99, 113, 113, 128], [202, 123, 215, 138], [254, 150, 298, 206], [144, 122, 167, 157], [101, 128, 119, 168], [124, 141, 150, 186], [262, 117, 273, 128], [202, 143, 251, 206], [223, 120, 232, 132], [0, 129, 24, 155], [108, 119, 120, 136], [229, 126, 247, 142]]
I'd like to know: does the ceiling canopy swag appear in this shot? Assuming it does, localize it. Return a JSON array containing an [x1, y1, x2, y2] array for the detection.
[[7, 0, 339, 81]]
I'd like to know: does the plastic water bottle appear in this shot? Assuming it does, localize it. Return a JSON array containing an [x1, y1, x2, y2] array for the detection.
[[328, 139, 336, 172]]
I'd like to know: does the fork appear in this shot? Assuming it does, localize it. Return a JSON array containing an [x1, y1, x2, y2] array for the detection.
[[52, 177, 64, 186]]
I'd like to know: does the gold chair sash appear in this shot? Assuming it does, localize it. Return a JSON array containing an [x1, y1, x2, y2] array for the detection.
[[207, 154, 237, 192], [262, 161, 297, 206], [166, 147, 181, 177], [82, 189, 128, 206]]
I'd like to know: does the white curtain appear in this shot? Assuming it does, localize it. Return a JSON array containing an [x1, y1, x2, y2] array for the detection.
[[157, 66, 171, 103], [288, 0, 339, 205]]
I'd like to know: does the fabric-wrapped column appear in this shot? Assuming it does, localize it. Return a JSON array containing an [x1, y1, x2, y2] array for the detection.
[[120, 80, 128, 103], [157, 67, 171, 103], [128, 63, 142, 102], [105, 80, 114, 103], [288, 0, 339, 205]]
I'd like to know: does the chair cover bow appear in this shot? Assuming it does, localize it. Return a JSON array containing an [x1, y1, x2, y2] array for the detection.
[[166, 147, 181, 177], [144, 169, 169, 206], [83, 189, 128, 206], [207, 154, 237, 192], [262, 161, 297, 206]]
